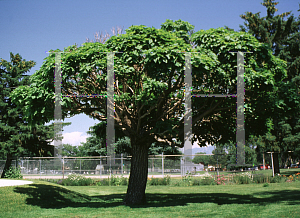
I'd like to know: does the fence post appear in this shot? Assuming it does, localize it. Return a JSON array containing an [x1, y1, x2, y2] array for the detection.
[[100, 156, 102, 179], [80, 159, 81, 174], [26, 159, 28, 175], [121, 153, 123, 175], [39, 159, 41, 179], [162, 152, 164, 178], [63, 157, 65, 179]]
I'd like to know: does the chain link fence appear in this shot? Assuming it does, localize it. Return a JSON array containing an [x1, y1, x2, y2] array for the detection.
[[0, 154, 262, 179]]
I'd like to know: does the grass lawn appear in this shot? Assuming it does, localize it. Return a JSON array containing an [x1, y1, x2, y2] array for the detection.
[[1, 177, 300, 218]]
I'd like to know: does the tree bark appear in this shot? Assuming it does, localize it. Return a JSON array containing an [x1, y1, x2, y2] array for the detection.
[[123, 137, 149, 205], [273, 152, 280, 175], [1, 153, 13, 178]]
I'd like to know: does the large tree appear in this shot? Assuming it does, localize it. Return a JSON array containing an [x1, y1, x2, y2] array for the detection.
[[0, 53, 71, 178], [238, 0, 300, 174], [10, 20, 287, 204]]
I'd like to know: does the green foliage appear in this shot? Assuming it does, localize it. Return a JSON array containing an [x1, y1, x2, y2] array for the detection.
[[8, 19, 289, 204], [43, 172, 299, 187], [263, 183, 269, 187], [252, 174, 270, 184], [233, 172, 253, 184], [190, 27, 287, 147], [61, 174, 94, 186], [192, 152, 211, 166], [0, 53, 72, 178], [147, 175, 170, 186], [3, 166, 23, 179], [182, 173, 194, 186], [210, 146, 227, 167], [270, 175, 285, 183], [95, 175, 128, 186], [9, 22, 286, 149], [239, 0, 300, 172], [109, 175, 128, 186], [160, 19, 195, 44], [171, 173, 217, 186], [199, 177, 216, 186]]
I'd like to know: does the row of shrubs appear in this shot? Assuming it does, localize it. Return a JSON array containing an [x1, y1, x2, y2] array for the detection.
[[41, 172, 300, 187]]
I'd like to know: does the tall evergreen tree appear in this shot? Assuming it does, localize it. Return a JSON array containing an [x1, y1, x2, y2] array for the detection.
[[0, 53, 70, 178], [239, 0, 300, 174]]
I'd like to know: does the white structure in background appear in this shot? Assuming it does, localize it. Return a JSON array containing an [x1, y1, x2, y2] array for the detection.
[[181, 161, 204, 174]]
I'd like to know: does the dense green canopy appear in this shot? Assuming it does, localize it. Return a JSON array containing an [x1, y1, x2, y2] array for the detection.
[[10, 19, 287, 204]]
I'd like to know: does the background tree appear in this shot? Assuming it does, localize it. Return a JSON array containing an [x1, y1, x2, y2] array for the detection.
[[238, 0, 300, 174], [85, 122, 183, 159], [60, 143, 83, 157], [222, 140, 259, 167], [209, 146, 227, 169], [192, 152, 211, 167], [0, 53, 71, 178], [10, 20, 287, 204]]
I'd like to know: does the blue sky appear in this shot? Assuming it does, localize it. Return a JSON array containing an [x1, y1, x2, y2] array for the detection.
[[1, 0, 299, 153]]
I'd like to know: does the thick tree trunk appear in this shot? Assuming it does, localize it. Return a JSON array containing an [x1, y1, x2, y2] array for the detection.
[[1, 153, 13, 178], [123, 138, 149, 205], [273, 152, 280, 175]]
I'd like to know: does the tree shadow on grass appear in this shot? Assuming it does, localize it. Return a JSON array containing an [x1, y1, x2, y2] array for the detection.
[[13, 183, 300, 209], [13, 183, 125, 209]]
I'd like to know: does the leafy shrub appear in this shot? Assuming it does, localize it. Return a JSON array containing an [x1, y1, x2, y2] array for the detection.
[[252, 174, 268, 184], [4, 166, 23, 179], [233, 175, 252, 184], [263, 183, 269, 187], [270, 175, 285, 183], [170, 179, 184, 186], [96, 175, 128, 186], [201, 177, 216, 185], [148, 175, 170, 186], [191, 178, 202, 186], [181, 173, 193, 186], [61, 174, 94, 186], [214, 175, 227, 185], [110, 175, 128, 186], [97, 178, 109, 186]]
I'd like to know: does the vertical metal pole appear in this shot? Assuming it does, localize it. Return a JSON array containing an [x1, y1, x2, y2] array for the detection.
[[152, 158, 154, 173], [236, 52, 245, 165], [62, 157, 65, 179], [184, 52, 192, 176], [107, 52, 115, 177], [39, 159, 41, 179], [100, 156, 102, 179], [54, 52, 63, 158], [271, 152, 274, 177], [162, 152, 164, 177], [121, 153, 123, 175], [80, 159, 81, 174], [217, 155, 219, 177]]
